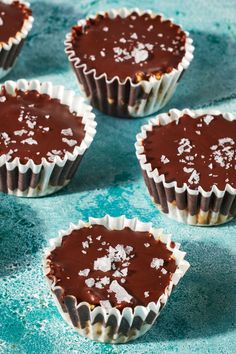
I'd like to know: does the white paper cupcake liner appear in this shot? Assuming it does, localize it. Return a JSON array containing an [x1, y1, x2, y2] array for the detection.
[[0, 0, 34, 79], [135, 108, 236, 225], [65, 7, 194, 118], [0, 79, 97, 197], [43, 215, 190, 343]]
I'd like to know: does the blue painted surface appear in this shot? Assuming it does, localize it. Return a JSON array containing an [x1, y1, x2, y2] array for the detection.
[[0, 1, 236, 353]]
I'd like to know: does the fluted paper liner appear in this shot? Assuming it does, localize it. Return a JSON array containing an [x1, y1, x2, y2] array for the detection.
[[135, 108, 236, 225], [65, 7, 194, 118], [0, 79, 97, 197], [0, 0, 34, 79], [43, 215, 190, 343]]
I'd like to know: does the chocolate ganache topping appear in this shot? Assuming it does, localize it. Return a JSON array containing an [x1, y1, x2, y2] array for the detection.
[[71, 11, 186, 83], [143, 114, 236, 191], [47, 224, 177, 310], [0, 88, 85, 164], [0, 1, 31, 43]]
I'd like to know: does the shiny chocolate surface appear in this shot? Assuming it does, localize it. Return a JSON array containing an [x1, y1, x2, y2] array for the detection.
[[0, 1, 31, 43], [47, 224, 177, 309], [71, 11, 186, 82], [144, 114, 236, 190], [0, 88, 85, 163]]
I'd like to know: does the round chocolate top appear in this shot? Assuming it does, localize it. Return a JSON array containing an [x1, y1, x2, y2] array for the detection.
[[71, 12, 186, 82], [0, 1, 31, 43], [143, 114, 236, 191], [0, 88, 85, 164], [47, 224, 177, 310]]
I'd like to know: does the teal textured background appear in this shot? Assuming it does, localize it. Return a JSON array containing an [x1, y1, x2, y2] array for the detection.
[[0, 0, 236, 353]]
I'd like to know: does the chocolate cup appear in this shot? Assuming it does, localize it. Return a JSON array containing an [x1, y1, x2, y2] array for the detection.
[[43, 215, 189, 343], [0, 79, 97, 197], [65, 8, 194, 118], [135, 108, 236, 226], [0, 1, 34, 79]]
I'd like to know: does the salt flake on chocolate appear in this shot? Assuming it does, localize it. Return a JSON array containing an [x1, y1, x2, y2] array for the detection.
[[150, 258, 164, 269], [161, 268, 167, 275], [130, 32, 138, 39], [219, 137, 234, 145], [82, 240, 89, 249], [204, 115, 214, 125], [109, 280, 132, 304], [132, 48, 149, 64], [61, 128, 73, 136], [79, 268, 90, 277], [161, 155, 170, 164], [177, 138, 192, 155], [188, 169, 200, 185], [85, 278, 95, 287], [94, 256, 112, 272], [21, 137, 38, 145], [62, 138, 77, 147], [14, 129, 28, 136], [26, 120, 36, 129], [100, 276, 110, 285]]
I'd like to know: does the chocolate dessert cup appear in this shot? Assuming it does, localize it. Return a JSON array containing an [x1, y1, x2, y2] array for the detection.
[[0, 79, 96, 197], [0, 0, 34, 79], [65, 8, 194, 118], [135, 108, 236, 225], [43, 215, 189, 343]]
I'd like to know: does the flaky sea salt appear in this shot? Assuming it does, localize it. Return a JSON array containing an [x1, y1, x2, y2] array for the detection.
[[150, 258, 164, 269], [144, 243, 150, 248], [62, 138, 77, 147], [61, 128, 73, 136], [85, 278, 95, 287], [100, 276, 110, 285], [161, 268, 167, 275], [109, 280, 132, 303], [94, 256, 112, 272], [14, 129, 28, 136], [26, 120, 36, 129], [132, 48, 149, 64], [161, 155, 170, 164], [188, 169, 200, 185], [203, 115, 214, 125], [130, 32, 138, 39], [82, 240, 89, 249], [21, 137, 38, 145], [177, 138, 192, 155], [79, 269, 90, 277]]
